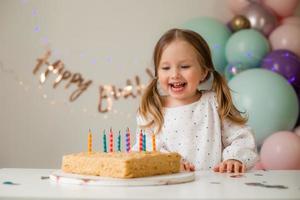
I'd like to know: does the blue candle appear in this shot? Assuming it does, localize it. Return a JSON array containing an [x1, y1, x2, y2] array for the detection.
[[117, 130, 121, 152], [143, 132, 146, 151], [103, 130, 107, 153]]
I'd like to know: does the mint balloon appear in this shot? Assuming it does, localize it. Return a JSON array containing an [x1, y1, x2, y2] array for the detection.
[[182, 17, 231, 74], [228, 69, 299, 146], [226, 29, 270, 68]]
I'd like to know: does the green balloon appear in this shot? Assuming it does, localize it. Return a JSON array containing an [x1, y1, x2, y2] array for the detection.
[[225, 29, 270, 68], [182, 17, 231, 74], [228, 69, 299, 146]]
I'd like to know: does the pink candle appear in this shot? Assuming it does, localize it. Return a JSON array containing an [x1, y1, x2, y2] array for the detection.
[[109, 128, 113, 152], [139, 129, 143, 152]]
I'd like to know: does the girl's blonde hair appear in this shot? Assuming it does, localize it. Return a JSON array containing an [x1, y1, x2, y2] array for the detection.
[[138, 28, 247, 134]]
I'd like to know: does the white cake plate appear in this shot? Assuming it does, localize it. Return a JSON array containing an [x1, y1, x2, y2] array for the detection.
[[50, 170, 195, 186]]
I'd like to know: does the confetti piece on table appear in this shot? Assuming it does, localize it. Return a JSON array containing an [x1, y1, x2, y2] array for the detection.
[[3, 181, 19, 185], [245, 182, 288, 189], [210, 182, 221, 184], [254, 173, 263, 176]]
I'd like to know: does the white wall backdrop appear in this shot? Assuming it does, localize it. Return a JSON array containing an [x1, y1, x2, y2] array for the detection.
[[0, 0, 299, 168]]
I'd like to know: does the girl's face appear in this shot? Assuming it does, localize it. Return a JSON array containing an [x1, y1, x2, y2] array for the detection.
[[157, 39, 207, 106]]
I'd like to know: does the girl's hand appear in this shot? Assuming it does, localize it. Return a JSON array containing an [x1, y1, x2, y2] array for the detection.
[[213, 159, 246, 173], [180, 160, 195, 172]]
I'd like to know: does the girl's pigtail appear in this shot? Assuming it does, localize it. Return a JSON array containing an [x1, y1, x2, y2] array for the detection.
[[212, 70, 247, 125], [138, 78, 164, 134]]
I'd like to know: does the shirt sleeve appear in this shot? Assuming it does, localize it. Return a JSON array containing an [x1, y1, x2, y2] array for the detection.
[[131, 114, 165, 152], [221, 118, 259, 169]]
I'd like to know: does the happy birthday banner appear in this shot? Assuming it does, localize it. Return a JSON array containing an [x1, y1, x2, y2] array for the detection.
[[33, 50, 154, 113]]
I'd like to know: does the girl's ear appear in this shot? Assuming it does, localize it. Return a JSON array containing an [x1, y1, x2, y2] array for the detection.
[[201, 69, 209, 82], [198, 70, 213, 91]]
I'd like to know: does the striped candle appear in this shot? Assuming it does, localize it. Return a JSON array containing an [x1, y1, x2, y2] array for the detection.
[[139, 129, 143, 152], [103, 130, 107, 153], [117, 130, 121, 152], [88, 129, 92, 154], [152, 133, 156, 151], [126, 127, 131, 152], [143, 133, 146, 151], [109, 128, 113, 152]]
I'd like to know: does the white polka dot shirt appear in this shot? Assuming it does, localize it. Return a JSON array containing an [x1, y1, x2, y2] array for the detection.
[[133, 91, 258, 170]]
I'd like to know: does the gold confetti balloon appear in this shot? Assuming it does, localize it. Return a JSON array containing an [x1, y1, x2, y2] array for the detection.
[[229, 15, 251, 32]]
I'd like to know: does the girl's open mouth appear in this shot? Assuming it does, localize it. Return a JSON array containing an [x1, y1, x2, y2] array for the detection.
[[169, 82, 187, 92]]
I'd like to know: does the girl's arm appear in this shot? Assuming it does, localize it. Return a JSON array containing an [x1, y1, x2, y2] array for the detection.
[[216, 118, 259, 173]]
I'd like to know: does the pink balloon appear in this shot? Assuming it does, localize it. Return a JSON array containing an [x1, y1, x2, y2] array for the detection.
[[260, 131, 300, 170], [269, 24, 300, 57], [262, 0, 300, 17], [294, 126, 300, 136], [281, 16, 300, 26], [253, 161, 265, 170], [227, 0, 261, 14], [241, 2, 278, 36]]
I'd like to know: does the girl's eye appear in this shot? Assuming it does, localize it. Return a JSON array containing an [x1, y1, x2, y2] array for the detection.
[[161, 66, 170, 70], [181, 65, 190, 69]]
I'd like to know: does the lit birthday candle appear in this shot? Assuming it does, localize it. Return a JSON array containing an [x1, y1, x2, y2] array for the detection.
[[117, 130, 121, 152], [143, 132, 146, 151], [109, 128, 114, 152], [126, 127, 131, 152], [152, 133, 156, 151], [103, 130, 107, 153], [139, 129, 143, 152], [88, 129, 92, 154]]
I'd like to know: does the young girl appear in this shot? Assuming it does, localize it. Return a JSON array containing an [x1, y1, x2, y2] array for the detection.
[[133, 28, 258, 173]]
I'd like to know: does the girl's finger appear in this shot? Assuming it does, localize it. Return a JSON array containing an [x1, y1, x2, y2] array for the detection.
[[183, 163, 187, 171], [219, 162, 226, 173], [190, 164, 195, 171], [185, 163, 190, 171], [241, 164, 246, 173], [234, 162, 240, 173], [180, 163, 185, 171], [213, 164, 220, 172], [227, 162, 233, 173]]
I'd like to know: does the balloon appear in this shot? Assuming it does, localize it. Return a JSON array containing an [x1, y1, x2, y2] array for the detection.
[[281, 16, 300, 26], [294, 87, 300, 127], [253, 161, 265, 170], [228, 15, 251, 32], [260, 131, 300, 170], [262, 0, 300, 17], [261, 50, 300, 88], [269, 24, 300, 58], [224, 63, 249, 81], [182, 17, 231, 74], [241, 2, 278, 36], [294, 126, 300, 136], [228, 69, 299, 146], [227, 0, 261, 14], [225, 29, 269, 68]]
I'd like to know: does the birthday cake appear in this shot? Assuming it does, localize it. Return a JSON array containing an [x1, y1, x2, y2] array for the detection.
[[62, 151, 181, 178]]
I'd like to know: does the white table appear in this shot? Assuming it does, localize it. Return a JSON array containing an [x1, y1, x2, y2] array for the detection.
[[0, 168, 299, 200]]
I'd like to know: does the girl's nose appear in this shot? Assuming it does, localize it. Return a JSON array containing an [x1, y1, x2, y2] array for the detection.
[[170, 68, 180, 78]]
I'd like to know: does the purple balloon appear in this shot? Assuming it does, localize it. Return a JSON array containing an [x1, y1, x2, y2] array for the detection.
[[261, 49, 300, 88]]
